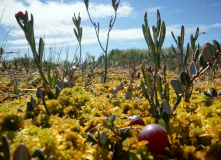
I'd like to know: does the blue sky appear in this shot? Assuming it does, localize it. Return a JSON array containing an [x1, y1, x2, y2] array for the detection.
[[0, 0, 221, 61]]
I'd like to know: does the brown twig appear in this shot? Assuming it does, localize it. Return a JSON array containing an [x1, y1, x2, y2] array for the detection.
[[0, 93, 26, 103]]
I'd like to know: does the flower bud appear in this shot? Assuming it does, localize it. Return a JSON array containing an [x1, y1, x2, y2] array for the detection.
[[15, 11, 25, 21]]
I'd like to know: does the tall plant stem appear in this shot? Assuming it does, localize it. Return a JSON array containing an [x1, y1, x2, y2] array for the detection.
[[85, 3, 118, 83]]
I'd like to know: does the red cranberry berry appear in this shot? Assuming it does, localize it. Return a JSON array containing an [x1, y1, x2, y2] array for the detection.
[[128, 115, 145, 126], [138, 124, 168, 154]]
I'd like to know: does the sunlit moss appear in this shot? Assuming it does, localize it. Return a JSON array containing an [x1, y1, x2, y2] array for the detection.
[[0, 70, 221, 159], [32, 114, 50, 128], [46, 99, 64, 116]]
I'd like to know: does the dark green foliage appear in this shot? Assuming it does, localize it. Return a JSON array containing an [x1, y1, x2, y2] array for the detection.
[[0, 135, 10, 160], [189, 61, 197, 78], [32, 149, 45, 160], [202, 43, 216, 63], [179, 71, 190, 86], [213, 39, 220, 51], [36, 88, 43, 98], [47, 66, 59, 89], [87, 132, 98, 144]]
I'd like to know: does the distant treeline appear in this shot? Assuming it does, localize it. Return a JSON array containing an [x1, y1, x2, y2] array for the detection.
[[97, 47, 179, 70]]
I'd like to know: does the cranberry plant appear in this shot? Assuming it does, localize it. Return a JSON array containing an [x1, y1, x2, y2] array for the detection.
[[141, 10, 221, 126], [72, 13, 83, 77], [141, 10, 170, 124], [15, 11, 80, 118]]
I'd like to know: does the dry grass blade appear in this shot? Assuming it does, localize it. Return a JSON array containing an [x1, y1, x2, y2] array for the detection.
[[0, 3, 7, 23]]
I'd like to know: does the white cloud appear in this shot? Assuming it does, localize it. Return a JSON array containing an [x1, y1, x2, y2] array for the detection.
[[0, 0, 133, 27], [1, 0, 221, 52], [7, 22, 221, 50], [146, 6, 163, 14], [0, 0, 133, 50]]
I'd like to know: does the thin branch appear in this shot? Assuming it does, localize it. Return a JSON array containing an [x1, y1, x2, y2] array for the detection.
[[0, 3, 7, 23], [0, 93, 26, 103]]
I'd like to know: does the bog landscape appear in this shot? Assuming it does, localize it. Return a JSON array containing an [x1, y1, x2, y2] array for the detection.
[[0, 0, 221, 159]]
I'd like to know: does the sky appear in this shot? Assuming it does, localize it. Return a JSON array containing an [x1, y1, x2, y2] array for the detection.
[[0, 0, 221, 61]]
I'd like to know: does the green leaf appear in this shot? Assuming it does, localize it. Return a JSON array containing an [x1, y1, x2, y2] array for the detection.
[[152, 25, 158, 43], [115, 2, 119, 11], [55, 86, 60, 96], [202, 43, 216, 63], [79, 27, 83, 41], [109, 114, 115, 124], [177, 36, 182, 55], [213, 39, 220, 51], [162, 112, 169, 123], [180, 25, 185, 53], [87, 132, 98, 144], [103, 118, 112, 128], [84, 0, 89, 10], [199, 54, 207, 67], [52, 74, 59, 89], [13, 144, 30, 160], [157, 75, 163, 97], [194, 27, 199, 41], [164, 83, 169, 103], [144, 12, 148, 27], [170, 80, 184, 95], [183, 43, 190, 67], [0, 135, 10, 160], [190, 33, 195, 50], [74, 28, 79, 42], [184, 81, 193, 103], [189, 61, 197, 78], [47, 66, 52, 86], [125, 90, 132, 99], [154, 89, 159, 108], [27, 102, 34, 112], [36, 88, 42, 98], [158, 21, 166, 51], [38, 38, 44, 65], [157, 9, 161, 37], [14, 79, 19, 95], [100, 132, 108, 148], [141, 64, 151, 88], [199, 64, 211, 75], [57, 79, 64, 89], [172, 96, 182, 113], [28, 15, 36, 51], [194, 46, 200, 62], [15, 15, 25, 32], [156, 53, 160, 70], [144, 26, 156, 64], [141, 80, 149, 100], [179, 71, 190, 86], [30, 96, 36, 107], [171, 31, 177, 45], [32, 149, 44, 160], [161, 100, 171, 114], [158, 119, 167, 128]]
